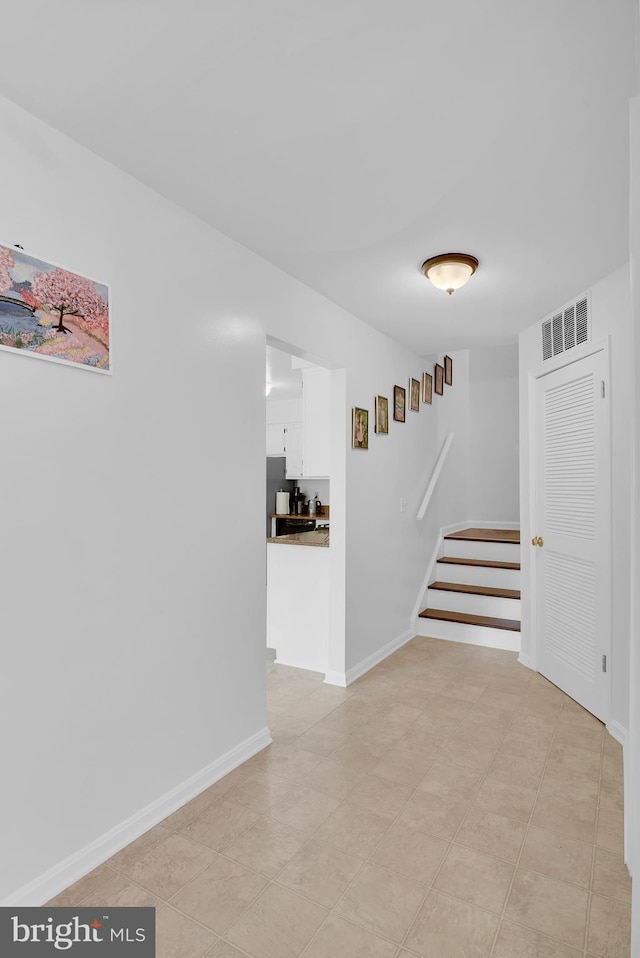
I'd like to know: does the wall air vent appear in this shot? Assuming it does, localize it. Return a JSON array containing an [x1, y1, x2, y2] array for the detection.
[[541, 293, 590, 361]]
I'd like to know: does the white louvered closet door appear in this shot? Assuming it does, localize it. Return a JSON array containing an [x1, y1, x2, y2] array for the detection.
[[534, 347, 610, 721]]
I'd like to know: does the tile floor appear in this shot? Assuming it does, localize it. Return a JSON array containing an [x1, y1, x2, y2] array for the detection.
[[48, 637, 631, 957]]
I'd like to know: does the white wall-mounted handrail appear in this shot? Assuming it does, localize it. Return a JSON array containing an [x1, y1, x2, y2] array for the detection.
[[416, 432, 454, 520]]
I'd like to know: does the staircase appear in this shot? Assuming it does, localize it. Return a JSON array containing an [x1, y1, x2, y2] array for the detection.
[[417, 528, 521, 651]]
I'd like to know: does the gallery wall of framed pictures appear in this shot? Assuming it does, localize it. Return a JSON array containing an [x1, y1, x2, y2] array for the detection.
[[352, 355, 454, 448]]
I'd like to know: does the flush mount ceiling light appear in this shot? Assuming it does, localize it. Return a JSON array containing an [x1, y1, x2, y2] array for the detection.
[[421, 253, 479, 295]]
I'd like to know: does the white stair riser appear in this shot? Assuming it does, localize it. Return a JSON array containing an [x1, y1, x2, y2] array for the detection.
[[416, 616, 520, 652], [426, 590, 520, 619], [444, 540, 521, 563], [435, 562, 520, 591]]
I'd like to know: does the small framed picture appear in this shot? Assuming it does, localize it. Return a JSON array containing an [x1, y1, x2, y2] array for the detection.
[[352, 407, 369, 448], [410, 378, 420, 412], [393, 385, 406, 422], [422, 372, 433, 404], [435, 363, 444, 396], [444, 354, 453, 386], [374, 395, 389, 434]]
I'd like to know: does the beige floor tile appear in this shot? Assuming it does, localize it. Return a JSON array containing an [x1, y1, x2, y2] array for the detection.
[[396, 724, 451, 755], [540, 764, 600, 805], [532, 789, 597, 843], [267, 714, 314, 746], [268, 784, 339, 834], [108, 824, 175, 872], [226, 883, 326, 958], [519, 825, 593, 888], [450, 719, 507, 750], [587, 894, 631, 957], [179, 799, 260, 853], [596, 806, 625, 854], [370, 822, 449, 884], [329, 738, 390, 771], [78, 872, 160, 907], [276, 838, 361, 907], [118, 832, 216, 899], [294, 725, 347, 756], [456, 805, 527, 863], [505, 868, 589, 948], [224, 770, 293, 815], [314, 802, 393, 857], [303, 914, 396, 958], [554, 719, 604, 753], [371, 744, 439, 787], [418, 760, 482, 803], [492, 920, 583, 957], [45, 863, 118, 906], [223, 818, 305, 878], [434, 843, 514, 914], [488, 751, 544, 789], [206, 942, 247, 958], [477, 687, 521, 711], [301, 756, 368, 800], [169, 857, 267, 934], [335, 862, 425, 943], [474, 777, 537, 823], [442, 739, 497, 773], [425, 693, 471, 718], [405, 889, 499, 958], [399, 790, 470, 840], [156, 905, 217, 958], [346, 773, 413, 818], [249, 744, 323, 781], [445, 680, 489, 703], [592, 846, 632, 902], [599, 779, 624, 813], [201, 767, 255, 802], [547, 742, 601, 780], [410, 711, 462, 740], [500, 728, 551, 764]]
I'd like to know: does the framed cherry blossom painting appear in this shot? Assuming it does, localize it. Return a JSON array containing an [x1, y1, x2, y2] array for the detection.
[[0, 242, 110, 373]]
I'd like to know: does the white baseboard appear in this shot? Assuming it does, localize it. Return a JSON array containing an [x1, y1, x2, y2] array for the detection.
[[518, 652, 535, 671], [607, 719, 628, 748], [344, 629, 413, 686], [324, 670, 347, 687], [1, 726, 272, 907], [465, 520, 520, 530]]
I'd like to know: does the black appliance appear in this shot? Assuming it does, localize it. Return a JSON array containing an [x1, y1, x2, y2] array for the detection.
[[274, 517, 316, 537], [266, 457, 295, 536]]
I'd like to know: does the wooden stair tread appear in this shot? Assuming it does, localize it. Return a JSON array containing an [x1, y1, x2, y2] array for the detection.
[[429, 581, 520, 600], [444, 528, 520, 544], [418, 608, 521, 632], [438, 556, 521, 571]]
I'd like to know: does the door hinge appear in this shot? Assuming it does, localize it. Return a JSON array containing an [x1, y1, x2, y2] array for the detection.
[[602, 654, 607, 673], [601, 380, 606, 399]]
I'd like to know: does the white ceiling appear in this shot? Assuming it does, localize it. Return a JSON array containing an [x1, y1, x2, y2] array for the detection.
[[0, 1, 635, 354]]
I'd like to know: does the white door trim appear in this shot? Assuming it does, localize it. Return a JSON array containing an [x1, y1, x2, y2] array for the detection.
[[526, 338, 612, 724]]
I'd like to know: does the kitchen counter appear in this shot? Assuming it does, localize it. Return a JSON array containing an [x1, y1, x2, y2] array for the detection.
[[266, 530, 329, 548]]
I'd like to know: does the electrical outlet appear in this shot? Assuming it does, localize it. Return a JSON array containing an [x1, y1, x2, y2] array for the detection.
[[399, 497, 408, 513]]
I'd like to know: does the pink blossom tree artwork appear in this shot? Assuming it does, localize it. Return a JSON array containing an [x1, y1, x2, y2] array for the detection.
[[0, 242, 109, 372]]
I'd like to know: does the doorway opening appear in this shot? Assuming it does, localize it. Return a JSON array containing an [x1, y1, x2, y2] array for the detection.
[[264, 335, 347, 686]]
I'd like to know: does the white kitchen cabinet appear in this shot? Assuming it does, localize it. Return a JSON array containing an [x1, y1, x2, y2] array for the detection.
[[266, 423, 286, 456], [301, 367, 331, 477], [284, 423, 303, 478]]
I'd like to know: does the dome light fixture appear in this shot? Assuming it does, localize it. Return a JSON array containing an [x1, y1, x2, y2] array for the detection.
[[421, 253, 479, 295]]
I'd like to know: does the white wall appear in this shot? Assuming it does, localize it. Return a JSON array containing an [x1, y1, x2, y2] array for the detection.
[[468, 345, 519, 522], [430, 345, 519, 532], [628, 90, 640, 952], [518, 265, 633, 735], [0, 94, 441, 901], [266, 398, 302, 423]]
